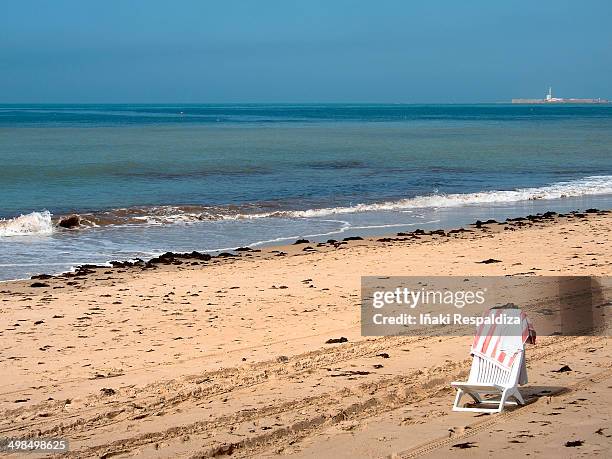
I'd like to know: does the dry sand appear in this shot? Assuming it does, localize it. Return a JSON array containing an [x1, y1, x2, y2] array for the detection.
[[0, 210, 610, 458]]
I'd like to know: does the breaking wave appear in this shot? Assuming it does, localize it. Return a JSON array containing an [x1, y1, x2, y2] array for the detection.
[[284, 175, 612, 218], [0, 211, 54, 237], [1, 175, 611, 235], [86, 175, 611, 224]]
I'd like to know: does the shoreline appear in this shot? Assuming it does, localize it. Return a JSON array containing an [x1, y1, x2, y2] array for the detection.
[[0, 207, 610, 458], [2, 185, 612, 282], [2, 207, 609, 287]]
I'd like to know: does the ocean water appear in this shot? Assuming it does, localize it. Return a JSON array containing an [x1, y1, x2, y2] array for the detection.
[[1, 104, 611, 281]]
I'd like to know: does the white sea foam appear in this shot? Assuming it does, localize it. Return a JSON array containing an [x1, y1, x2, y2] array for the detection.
[[0, 211, 54, 237], [275, 175, 612, 218], [3, 176, 611, 233], [74, 175, 612, 226]]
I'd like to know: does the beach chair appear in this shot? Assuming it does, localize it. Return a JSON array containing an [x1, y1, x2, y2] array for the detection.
[[451, 307, 535, 413], [451, 348, 525, 413]]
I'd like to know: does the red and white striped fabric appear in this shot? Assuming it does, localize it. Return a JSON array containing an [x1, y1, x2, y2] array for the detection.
[[471, 308, 536, 370]]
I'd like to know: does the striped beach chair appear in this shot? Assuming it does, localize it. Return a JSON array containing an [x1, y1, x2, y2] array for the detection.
[[451, 307, 536, 413]]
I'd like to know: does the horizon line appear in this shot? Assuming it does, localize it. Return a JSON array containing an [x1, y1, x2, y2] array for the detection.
[[2, 100, 608, 106]]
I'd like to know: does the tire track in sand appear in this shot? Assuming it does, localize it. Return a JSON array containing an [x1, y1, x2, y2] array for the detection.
[[53, 336, 602, 458], [1, 335, 437, 437]]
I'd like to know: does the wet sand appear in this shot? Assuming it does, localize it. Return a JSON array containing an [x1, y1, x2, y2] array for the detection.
[[0, 210, 610, 458]]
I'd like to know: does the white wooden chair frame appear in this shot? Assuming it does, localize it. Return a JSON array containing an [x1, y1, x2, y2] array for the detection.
[[451, 350, 525, 413]]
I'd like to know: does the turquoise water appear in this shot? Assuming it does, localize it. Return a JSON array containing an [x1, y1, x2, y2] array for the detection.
[[1, 104, 611, 280]]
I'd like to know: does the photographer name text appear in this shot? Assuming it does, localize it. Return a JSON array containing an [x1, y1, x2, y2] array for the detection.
[[371, 312, 520, 326]]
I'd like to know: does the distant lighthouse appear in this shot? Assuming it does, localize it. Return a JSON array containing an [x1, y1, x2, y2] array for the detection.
[[546, 87, 553, 101]]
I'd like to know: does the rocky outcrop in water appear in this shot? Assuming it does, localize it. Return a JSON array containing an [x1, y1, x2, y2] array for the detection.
[[58, 214, 81, 228]]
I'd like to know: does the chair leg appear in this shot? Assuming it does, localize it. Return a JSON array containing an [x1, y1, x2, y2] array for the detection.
[[510, 388, 525, 405], [454, 388, 523, 412], [453, 389, 464, 410], [497, 389, 509, 413]]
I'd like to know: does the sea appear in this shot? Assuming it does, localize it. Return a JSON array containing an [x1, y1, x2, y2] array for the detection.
[[1, 104, 611, 281]]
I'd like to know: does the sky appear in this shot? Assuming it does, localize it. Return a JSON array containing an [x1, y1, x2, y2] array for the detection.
[[1, 0, 611, 103]]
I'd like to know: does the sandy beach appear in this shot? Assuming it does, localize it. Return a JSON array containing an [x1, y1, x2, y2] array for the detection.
[[1, 210, 610, 458]]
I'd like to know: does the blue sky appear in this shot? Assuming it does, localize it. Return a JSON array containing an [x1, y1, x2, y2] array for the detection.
[[1, 0, 611, 103]]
